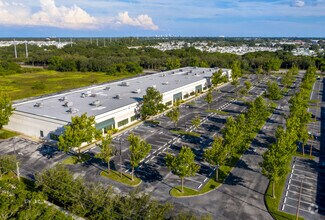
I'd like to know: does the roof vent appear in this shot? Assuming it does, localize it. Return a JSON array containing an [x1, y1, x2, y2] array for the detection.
[[59, 96, 67, 102], [162, 82, 169, 85], [63, 102, 73, 107], [90, 94, 97, 97], [90, 100, 101, 106], [104, 86, 111, 91], [114, 94, 121, 99], [67, 108, 79, 114], [34, 102, 43, 108], [81, 93, 87, 98], [161, 73, 166, 77], [120, 82, 129, 87], [133, 89, 141, 94], [152, 85, 156, 89]]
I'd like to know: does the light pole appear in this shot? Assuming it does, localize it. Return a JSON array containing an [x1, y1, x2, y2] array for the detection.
[[119, 138, 122, 178]]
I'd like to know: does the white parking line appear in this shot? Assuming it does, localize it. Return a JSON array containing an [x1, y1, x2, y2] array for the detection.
[[198, 183, 202, 189], [204, 177, 208, 182]]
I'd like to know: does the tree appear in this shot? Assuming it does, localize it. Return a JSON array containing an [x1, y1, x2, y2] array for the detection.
[[0, 155, 17, 178], [191, 115, 201, 129], [204, 89, 213, 110], [203, 137, 227, 181], [244, 81, 252, 91], [260, 143, 289, 199], [128, 133, 151, 181], [165, 146, 200, 192], [299, 125, 309, 156], [96, 135, 115, 174], [140, 87, 166, 120], [231, 60, 242, 79], [166, 58, 181, 70], [211, 69, 227, 88], [0, 92, 14, 129], [256, 65, 264, 82], [166, 106, 180, 128], [281, 70, 294, 88], [231, 79, 239, 97], [266, 81, 282, 100], [58, 113, 101, 158]]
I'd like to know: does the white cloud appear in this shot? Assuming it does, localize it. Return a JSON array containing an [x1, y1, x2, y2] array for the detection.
[[0, 0, 159, 30], [292, 0, 305, 7], [115, 11, 158, 30], [30, 0, 98, 29]]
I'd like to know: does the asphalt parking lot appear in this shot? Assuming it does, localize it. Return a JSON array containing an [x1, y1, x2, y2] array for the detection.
[[282, 157, 325, 220], [280, 77, 325, 220], [83, 74, 273, 191], [0, 137, 67, 179]]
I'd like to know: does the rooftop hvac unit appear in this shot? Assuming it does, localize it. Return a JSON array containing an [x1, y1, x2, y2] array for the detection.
[[81, 93, 87, 98], [67, 108, 79, 114], [104, 86, 111, 91], [64, 102, 73, 107], [91, 100, 101, 106], [90, 94, 97, 97], [152, 85, 156, 89], [34, 102, 43, 108], [120, 82, 129, 86], [59, 96, 67, 102], [114, 94, 121, 99], [162, 82, 169, 85], [86, 91, 92, 95], [161, 73, 166, 77], [133, 89, 141, 94]]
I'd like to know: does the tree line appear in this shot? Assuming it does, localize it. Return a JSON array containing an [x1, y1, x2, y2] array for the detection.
[[0, 40, 324, 76]]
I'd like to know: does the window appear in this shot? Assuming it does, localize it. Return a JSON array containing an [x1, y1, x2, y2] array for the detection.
[[131, 115, 140, 122], [190, 91, 195, 96], [118, 118, 129, 127], [183, 94, 189, 99], [40, 130, 44, 138]]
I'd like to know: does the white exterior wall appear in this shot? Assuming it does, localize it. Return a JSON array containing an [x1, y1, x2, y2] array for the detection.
[[4, 111, 67, 139], [162, 79, 207, 104], [95, 102, 139, 130]]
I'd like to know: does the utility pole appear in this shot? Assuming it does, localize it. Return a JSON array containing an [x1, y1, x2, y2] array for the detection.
[[70, 38, 73, 47], [90, 38, 92, 45], [25, 42, 28, 58], [96, 38, 98, 47], [296, 177, 303, 220], [13, 39, 17, 59], [103, 38, 106, 47]]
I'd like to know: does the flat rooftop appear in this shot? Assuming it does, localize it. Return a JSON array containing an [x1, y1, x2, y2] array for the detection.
[[14, 67, 222, 122]]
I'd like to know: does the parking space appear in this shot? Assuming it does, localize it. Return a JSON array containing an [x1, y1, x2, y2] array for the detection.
[[282, 158, 325, 220]]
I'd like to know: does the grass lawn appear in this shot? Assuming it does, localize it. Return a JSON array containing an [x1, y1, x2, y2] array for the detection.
[[0, 129, 19, 139], [61, 154, 91, 165], [170, 129, 201, 138], [0, 70, 136, 100], [170, 153, 240, 197], [294, 151, 315, 160], [100, 170, 141, 187], [265, 178, 304, 220], [205, 109, 228, 115]]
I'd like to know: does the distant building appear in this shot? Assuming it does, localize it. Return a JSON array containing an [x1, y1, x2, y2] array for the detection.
[[5, 67, 232, 140]]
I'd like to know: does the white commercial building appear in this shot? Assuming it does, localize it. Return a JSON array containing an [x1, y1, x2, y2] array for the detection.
[[5, 67, 231, 140]]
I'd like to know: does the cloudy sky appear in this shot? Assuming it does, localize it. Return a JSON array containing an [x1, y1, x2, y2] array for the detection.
[[0, 0, 324, 37]]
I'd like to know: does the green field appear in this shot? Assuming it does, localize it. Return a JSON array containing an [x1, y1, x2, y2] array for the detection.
[[0, 70, 135, 100]]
